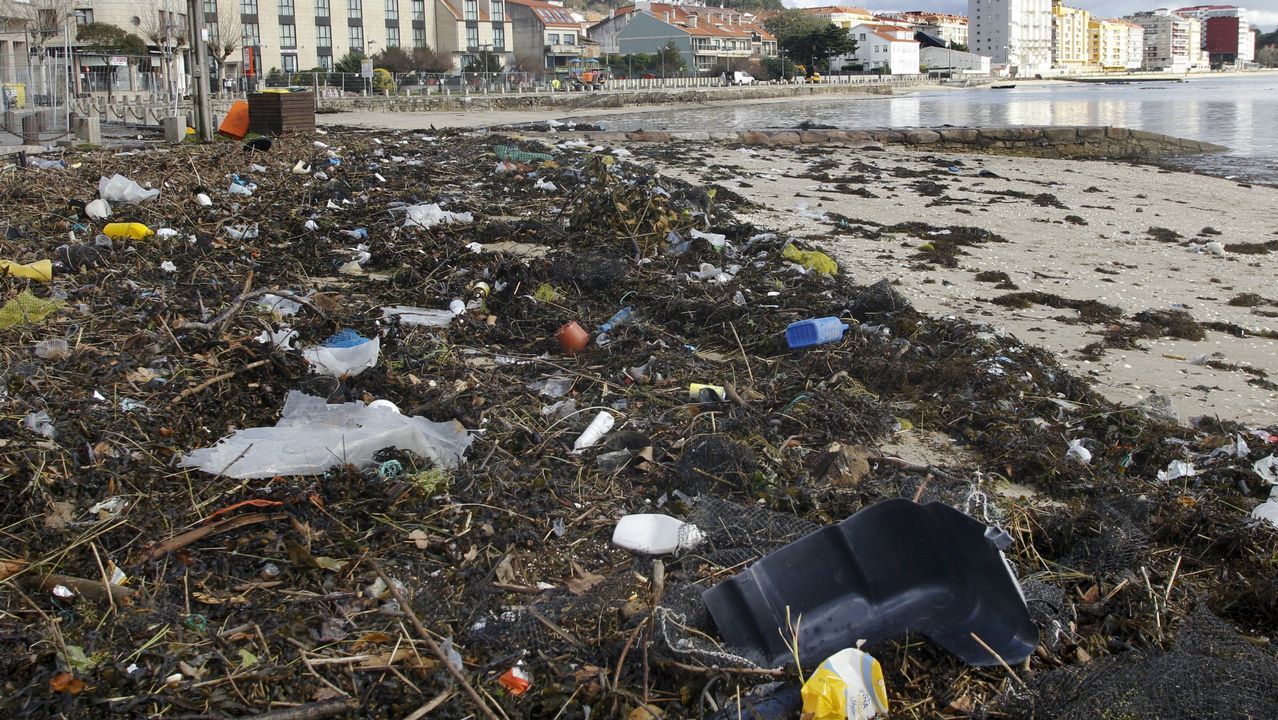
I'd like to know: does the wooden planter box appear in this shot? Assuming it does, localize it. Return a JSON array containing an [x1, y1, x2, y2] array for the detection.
[[248, 92, 316, 135]]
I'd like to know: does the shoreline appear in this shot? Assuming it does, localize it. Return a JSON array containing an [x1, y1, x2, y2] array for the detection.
[[317, 88, 906, 130]]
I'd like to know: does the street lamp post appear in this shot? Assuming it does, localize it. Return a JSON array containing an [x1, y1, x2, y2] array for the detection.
[[64, 12, 74, 132]]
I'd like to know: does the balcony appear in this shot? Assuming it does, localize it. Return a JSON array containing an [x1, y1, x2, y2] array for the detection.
[[545, 43, 583, 56]]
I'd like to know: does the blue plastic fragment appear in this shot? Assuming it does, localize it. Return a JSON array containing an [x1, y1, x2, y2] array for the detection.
[[323, 329, 372, 348]]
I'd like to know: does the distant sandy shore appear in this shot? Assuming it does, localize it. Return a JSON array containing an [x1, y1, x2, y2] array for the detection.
[[643, 144, 1277, 426]]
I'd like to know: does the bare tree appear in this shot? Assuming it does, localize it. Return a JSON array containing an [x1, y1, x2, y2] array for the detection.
[[3, 0, 78, 96], [206, 2, 242, 84], [139, 0, 190, 95]]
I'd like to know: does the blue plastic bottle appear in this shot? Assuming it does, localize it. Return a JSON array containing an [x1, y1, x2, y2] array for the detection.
[[785, 317, 849, 349]]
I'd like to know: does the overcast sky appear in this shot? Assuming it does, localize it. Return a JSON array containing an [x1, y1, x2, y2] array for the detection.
[[782, 1, 1278, 30]]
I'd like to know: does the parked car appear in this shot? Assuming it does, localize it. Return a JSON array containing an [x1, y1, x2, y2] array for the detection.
[[729, 71, 756, 85]]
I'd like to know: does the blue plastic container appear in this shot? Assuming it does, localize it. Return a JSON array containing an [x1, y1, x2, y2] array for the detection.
[[785, 317, 849, 349]]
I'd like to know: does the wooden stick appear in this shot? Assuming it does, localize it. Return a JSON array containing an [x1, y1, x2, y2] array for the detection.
[[172, 359, 271, 404], [249, 699, 359, 719], [403, 689, 456, 720], [145, 512, 288, 561], [369, 559, 500, 720], [969, 632, 1028, 691]]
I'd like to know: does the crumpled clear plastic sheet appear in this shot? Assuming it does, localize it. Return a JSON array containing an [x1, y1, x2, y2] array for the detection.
[[98, 174, 160, 203], [180, 391, 474, 479], [402, 203, 474, 229]]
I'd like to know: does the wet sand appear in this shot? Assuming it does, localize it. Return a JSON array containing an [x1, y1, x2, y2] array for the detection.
[[645, 144, 1278, 426]]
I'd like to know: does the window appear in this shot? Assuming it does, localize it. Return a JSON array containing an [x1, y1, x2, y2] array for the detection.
[[547, 32, 557, 44], [387, 25, 400, 46], [490, 0, 503, 21], [279, 0, 294, 13], [348, 0, 361, 19], [283, 54, 298, 72], [319, 54, 333, 69], [411, 0, 424, 21], [464, 0, 477, 20], [859, 33, 866, 40], [562, 32, 574, 44], [385, 0, 398, 19], [349, 24, 364, 49], [280, 23, 296, 47], [466, 25, 479, 48], [413, 26, 425, 47], [316, 0, 330, 15], [74, 8, 93, 25], [492, 26, 504, 49], [203, 0, 217, 14], [241, 0, 256, 14], [316, 23, 332, 46], [242, 22, 260, 45]]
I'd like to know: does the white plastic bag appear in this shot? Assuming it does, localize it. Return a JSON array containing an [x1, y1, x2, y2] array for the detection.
[[85, 199, 112, 219], [303, 331, 380, 378], [180, 391, 473, 479], [99, 174, 160, 203], [402, 202, 474, 229]]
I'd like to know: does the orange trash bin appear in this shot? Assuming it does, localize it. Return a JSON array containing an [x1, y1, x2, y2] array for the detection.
[[219, 100, 250, 139]]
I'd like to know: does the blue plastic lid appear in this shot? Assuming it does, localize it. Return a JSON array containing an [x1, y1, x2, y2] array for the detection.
[[323, 329, 371, 348]]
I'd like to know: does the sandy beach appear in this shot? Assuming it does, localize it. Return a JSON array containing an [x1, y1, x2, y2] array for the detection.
[[642, 143, 1278, 426]]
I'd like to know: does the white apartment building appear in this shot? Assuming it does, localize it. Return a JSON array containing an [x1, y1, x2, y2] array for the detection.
[[832, 23, 919, 74], [1122, 20, 1145, 69], [1125, 9, 1201, 72], [5, 0, 514, 88], [214, 0, 513, 74], [967, 0, 1053, 76]]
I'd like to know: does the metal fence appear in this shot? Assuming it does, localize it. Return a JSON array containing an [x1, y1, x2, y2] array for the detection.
[[251, 69, 930, 97]]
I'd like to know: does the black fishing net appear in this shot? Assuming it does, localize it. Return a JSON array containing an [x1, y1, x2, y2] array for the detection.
[[1008, 605, 1278, 720]]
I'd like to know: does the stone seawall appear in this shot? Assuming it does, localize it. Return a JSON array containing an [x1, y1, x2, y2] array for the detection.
[[316, 82, 899, 114], [540, 126, 1227, 159]]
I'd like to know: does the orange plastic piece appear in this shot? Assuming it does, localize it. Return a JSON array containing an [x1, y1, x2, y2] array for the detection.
[[219, 100, 250, 139], [497, 665, 532, 695]]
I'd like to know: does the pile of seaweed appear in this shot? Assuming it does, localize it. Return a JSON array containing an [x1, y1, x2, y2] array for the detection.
[[0, 130, 1275, 719]]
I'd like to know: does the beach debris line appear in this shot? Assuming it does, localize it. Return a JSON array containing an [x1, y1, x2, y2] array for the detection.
[[2, 131, 1276, 719]]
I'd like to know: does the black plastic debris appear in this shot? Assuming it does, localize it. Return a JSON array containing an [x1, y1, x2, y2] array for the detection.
[[701, 499, 1038, 668]]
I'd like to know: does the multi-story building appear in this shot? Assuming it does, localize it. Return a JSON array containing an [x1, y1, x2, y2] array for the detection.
[[1125, 8, 1199, 72], [1120, 19, 1145, 69], [884, 11, 969, 47], [588, 3, 776, 74], [506, 0, 587, 74], [1050, 0, 1090, 71], [1174, 5, 1254, 67], [1088, 17, 1129, 71], [800, 6, 877, 30], [967, 0, 1053, 76], [832, 22, 920, 74]]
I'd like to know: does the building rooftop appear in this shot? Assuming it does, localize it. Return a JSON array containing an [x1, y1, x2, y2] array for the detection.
[[508, 0, 582, 28]]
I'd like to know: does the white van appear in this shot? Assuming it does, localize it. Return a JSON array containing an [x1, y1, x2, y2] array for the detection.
[[729, 71, 756, 85]]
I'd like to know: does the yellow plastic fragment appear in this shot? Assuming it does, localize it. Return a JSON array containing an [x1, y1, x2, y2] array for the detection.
[[782, 243, 838, 276], [102, 222, 155, 241], [0, 259, 52, 282], [800, 649, 889, 720], [0, 290, 66, 328]]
